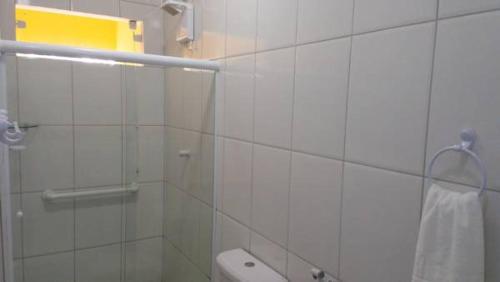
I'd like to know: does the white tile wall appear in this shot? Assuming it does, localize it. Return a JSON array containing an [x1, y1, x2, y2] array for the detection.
[[293, 39, 350, 158], [353, 0, 437, 33], [256, 0, 298, 51], [251, 144, 290, 246], [439, 0, 500, 18], [226, 0, 257, 56], [254, 48, 295, 148], [73, 64, 122, 125], [346, 23, 435, 174], [224, 55, 255, 141], [21, 126, 74, 192], [427, 11, 500, 191], [289, 153, 342, 275], [296, 0, 353, 43], [340, 163, 421, 282], [162, 2, 500, 281], [23, 252, 74, 282], [202, 0, 226, 59], [222, 138, 252, 226], [75, 193, 122, 248], [75, 244, 122, 282], [18, 59, 73, 125], [22, 192, 74, 256]]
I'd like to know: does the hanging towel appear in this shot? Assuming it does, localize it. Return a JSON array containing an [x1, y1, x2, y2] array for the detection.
[[412, 184, 484, 282]]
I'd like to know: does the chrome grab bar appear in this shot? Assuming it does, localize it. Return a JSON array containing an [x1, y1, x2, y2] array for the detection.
[[42, 183, 139, 201]]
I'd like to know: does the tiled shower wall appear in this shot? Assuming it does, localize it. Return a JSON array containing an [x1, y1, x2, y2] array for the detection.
[[3, 0, 170, 281], [166, 0, 500, 282]]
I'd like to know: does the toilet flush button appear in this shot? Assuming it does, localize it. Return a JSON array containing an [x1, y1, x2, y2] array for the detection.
[[244, 262, 255, 267]]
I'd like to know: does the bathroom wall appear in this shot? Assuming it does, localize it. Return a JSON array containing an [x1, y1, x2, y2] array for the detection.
[[166, 1, 500, 281], [4, 0, 167, 281]]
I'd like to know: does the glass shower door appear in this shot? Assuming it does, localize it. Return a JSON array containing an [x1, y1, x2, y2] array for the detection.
[[1, 55, 216, 282]]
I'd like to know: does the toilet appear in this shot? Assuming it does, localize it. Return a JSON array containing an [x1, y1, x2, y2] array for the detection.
[[216, 249, 288, 282]]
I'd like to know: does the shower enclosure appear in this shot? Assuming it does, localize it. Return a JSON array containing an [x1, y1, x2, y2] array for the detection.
[[0, 41, 219, 282]]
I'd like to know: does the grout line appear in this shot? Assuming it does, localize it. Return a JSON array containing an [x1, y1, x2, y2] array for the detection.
[[337, 0, 357, 277], [284, 2, 300, 272], [419, 0, 441, 219], [213, 7, 500, 63]]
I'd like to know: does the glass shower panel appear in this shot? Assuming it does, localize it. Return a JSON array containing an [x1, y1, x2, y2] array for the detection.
[[3, 56, 216, 282]]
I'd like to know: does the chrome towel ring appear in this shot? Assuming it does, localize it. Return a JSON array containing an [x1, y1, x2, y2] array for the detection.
[[426, 128, 487, 197]]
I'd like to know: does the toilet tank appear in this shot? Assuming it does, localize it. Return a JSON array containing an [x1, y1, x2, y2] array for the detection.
[[216, 249, 288, 282]]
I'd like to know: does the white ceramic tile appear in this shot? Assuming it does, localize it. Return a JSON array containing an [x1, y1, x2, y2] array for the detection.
[[202, 0, 226, 59], [222, 138, 252, 226], [165, 68, 185, 128], [439, 0, 500, 18], [75, 191, 122, 248], [346, 23, 434, 174], [76, 244, 121, 282], [199, 202, 214, 276], [164, 240, 210, 282], [297, 0, 353, 43], [182, 130, 203, 196], [164, 126, 184, 188], [24, 252, 74, 282], [73, 64, 122, 125], [226, 0, 257, 56], [353, 0, 437, 33], [182, 70, 204, 131], [72, 0, 119, 15], [250, 232, 287, 275], [256, 0, 298, 51], [254, 48, 295, 149], [164, 185, 201, 263], [221, 214, 250, 252], [200, 134, 215, 204], [125, 238, 163, 282], [14, 259, 23, 282], [137, 126, 164, 182], [125, 66, 165, 125], [165, 68, 203, 130], [18, 58, 72, 124], [21, 126, 74, 192], [340, 163, 421, 282], [201, 64, 222, 135], [6, 56, 18, 120], [251, 144, 290, 246], [75, 126, 122, 187], [287, 252, 322, 282], [29, 0, 70, 9], [126, 182, 164, 240], [293, 39, 350, 158], [22, 192, 74, 256], [427, 11, 500, 191], [120, 1, 164, 55], [10, 150, 21, 193], [11, 194, 22, 259], [289, 153, 342, 275], [224, 55, 255, 141]]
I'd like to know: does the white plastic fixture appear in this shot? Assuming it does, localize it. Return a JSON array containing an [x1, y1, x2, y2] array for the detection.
[[0, 110, 25, 146], [0, 40, 219, 70], [161, 0, 195, 44]]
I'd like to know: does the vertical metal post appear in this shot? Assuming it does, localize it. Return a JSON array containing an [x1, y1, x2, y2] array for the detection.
[[0, 53, 14, 282]]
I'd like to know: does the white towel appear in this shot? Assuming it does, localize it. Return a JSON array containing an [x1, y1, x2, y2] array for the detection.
[[412, 184, 484, 282]]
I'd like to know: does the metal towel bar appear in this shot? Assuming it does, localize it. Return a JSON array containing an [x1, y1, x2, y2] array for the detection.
[[42, 183, 139, 200], [426, 129, 487, 197]]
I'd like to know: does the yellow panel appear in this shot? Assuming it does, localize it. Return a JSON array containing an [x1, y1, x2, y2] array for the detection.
[[15, 4, 143, 53]]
